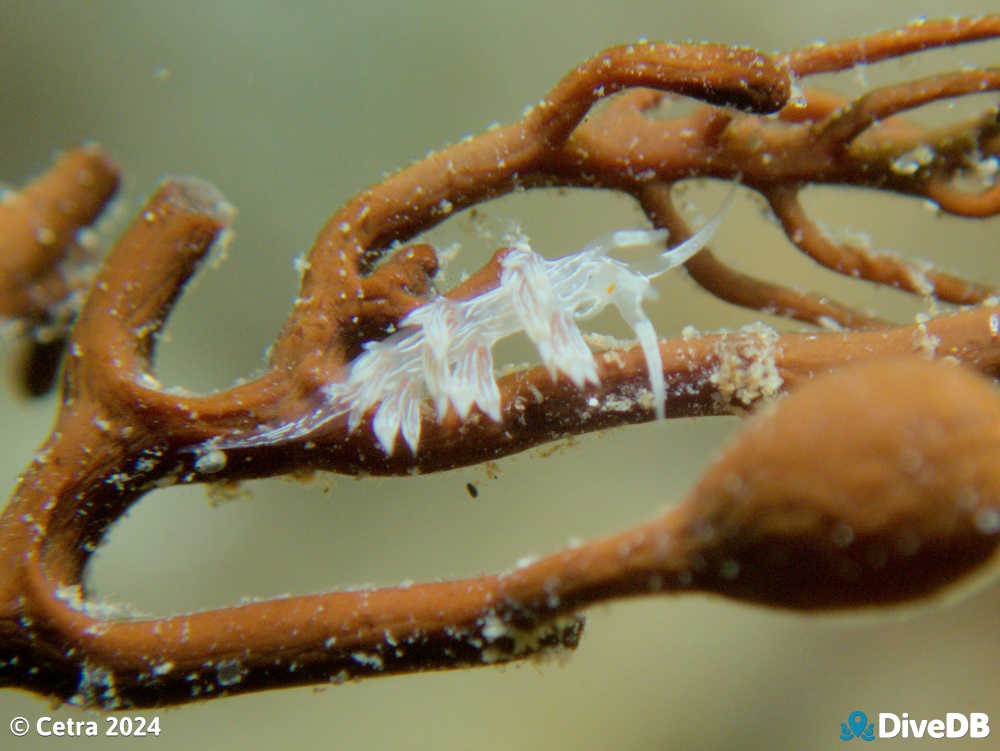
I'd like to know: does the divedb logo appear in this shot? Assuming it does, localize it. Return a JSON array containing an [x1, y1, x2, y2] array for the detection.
[[841, 710, 990, 741]]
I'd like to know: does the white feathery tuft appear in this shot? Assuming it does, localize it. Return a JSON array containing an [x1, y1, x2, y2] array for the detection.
[[214, 189, 735, 456]]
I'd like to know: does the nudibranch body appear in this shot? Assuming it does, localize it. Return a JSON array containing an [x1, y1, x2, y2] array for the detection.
[[219, 194, 732, 456]]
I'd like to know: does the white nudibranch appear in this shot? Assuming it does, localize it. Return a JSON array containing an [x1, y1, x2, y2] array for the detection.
[[220, 191, 733, 456]]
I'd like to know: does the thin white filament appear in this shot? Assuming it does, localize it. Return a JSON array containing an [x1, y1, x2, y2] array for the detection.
[[216, 189, 734, 455]]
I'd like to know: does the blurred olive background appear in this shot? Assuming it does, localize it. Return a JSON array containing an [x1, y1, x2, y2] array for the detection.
[[3, 1, 1000, 748]]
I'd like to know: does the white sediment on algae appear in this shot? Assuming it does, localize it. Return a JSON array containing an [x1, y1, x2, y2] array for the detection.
[[709, 322, 784, 409]]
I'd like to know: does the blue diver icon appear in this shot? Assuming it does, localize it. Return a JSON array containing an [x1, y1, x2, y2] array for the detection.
[[841, 711, 875, 741]]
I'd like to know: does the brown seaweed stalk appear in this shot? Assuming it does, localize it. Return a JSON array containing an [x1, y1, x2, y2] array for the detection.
[[2, 16, 1000, 708]]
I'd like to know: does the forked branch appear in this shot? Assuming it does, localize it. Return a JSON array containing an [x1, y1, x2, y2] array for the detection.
[[2, 16, 1000, 708]]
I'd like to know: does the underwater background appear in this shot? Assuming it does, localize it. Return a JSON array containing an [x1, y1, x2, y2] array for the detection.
[[3, 1, 1000, 748]]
